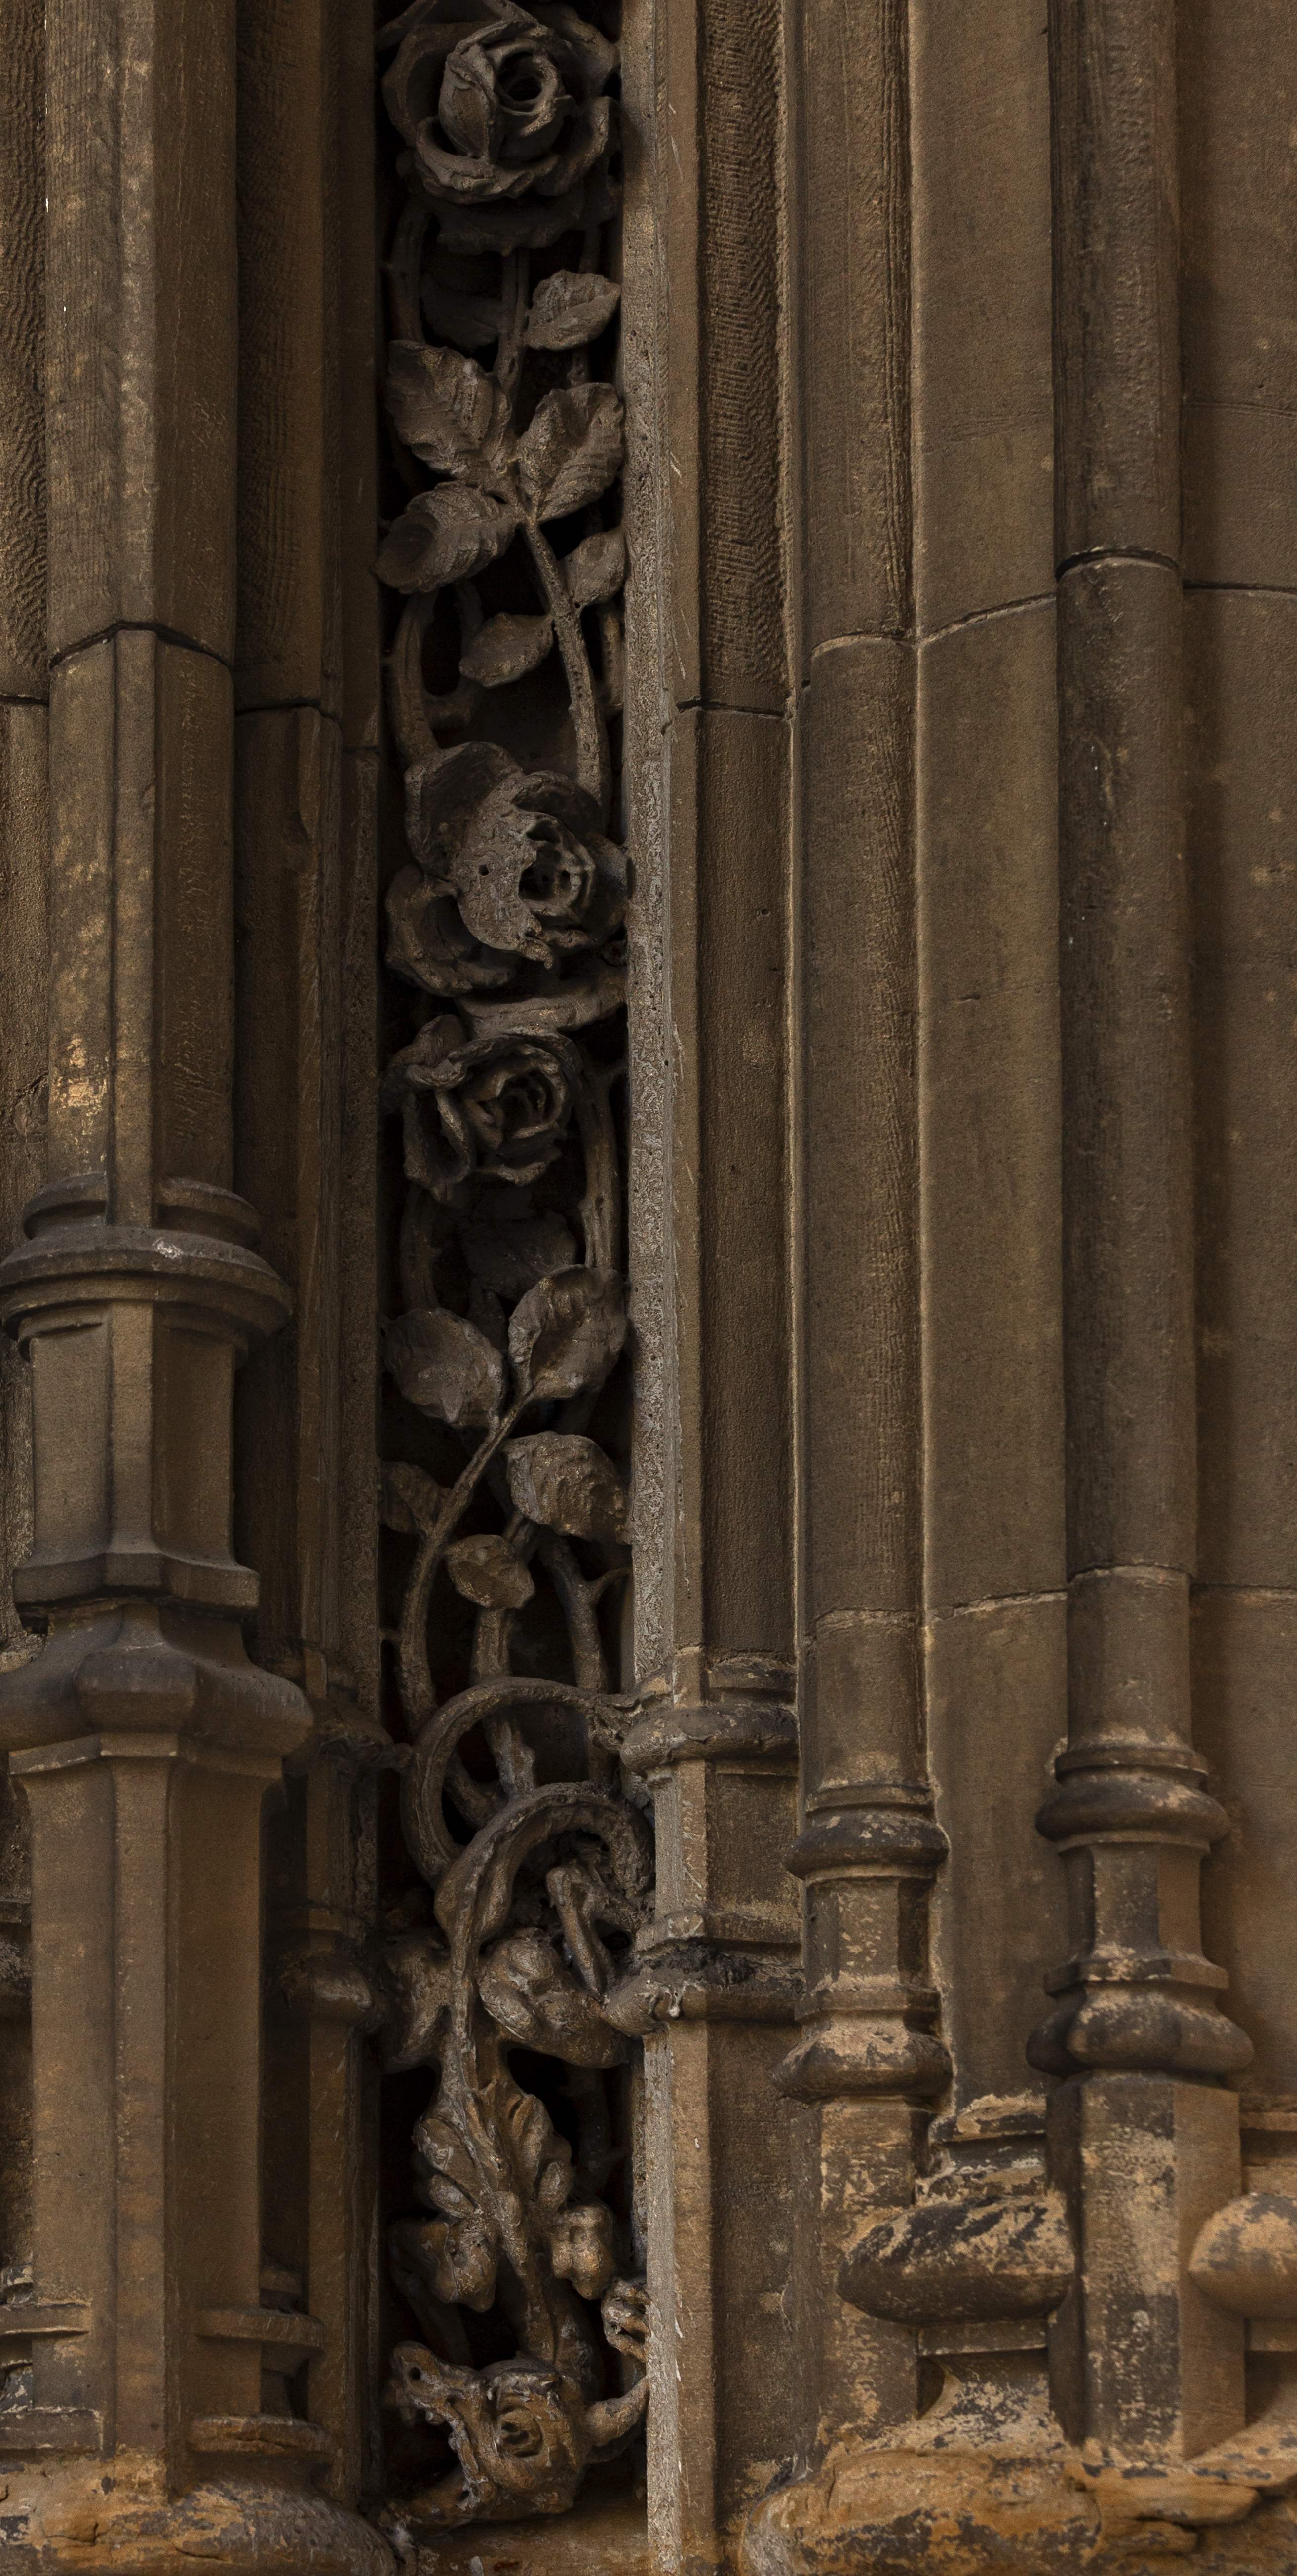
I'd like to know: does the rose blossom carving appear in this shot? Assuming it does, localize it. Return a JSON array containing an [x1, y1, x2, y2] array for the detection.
[[384, 1014, 581, 1198], [383, 0, 616, 213], [397, 739, 625, 974]]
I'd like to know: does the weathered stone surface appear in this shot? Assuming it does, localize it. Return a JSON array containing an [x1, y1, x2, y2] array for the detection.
[[0, 0, 1295, 2567], [0, 0, 44, 701]]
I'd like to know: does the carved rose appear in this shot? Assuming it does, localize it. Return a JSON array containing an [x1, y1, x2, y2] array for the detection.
[[404, 740, 624, 970], [383, 0, 616, 214], [384, 1015, 580, 1200]]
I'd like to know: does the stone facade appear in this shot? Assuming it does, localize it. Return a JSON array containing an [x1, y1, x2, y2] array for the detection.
[[1, 1, 1297, 2571]]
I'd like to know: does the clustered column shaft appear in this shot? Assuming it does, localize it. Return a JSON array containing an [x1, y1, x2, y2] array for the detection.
[[1037, 0, 1251, 2464], [0, 3, 388, 2565], [775, 0, 948, 2462]]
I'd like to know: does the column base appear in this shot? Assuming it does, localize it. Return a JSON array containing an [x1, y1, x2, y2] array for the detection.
[[740, 2440, 1297, 2575], [741, 2444, 1098, 2575], [0, 2456, 394, 2575]]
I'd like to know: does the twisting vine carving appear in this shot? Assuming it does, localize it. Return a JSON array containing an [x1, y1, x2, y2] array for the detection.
[[375, 0, 645, 2537]]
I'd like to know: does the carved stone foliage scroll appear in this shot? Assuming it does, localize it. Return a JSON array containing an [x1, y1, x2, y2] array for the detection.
[[373, 0, 645, 2540]]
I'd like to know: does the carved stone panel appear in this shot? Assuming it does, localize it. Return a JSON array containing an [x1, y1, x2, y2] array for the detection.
[[371, 0, 647, 2538]]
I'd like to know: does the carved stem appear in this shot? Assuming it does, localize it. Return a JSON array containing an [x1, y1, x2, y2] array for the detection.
[[538, 1532, 609, 1695], [574, 1060, 621, 1268], [495, 249, 530, 409], [397, 1389, 531, 1733], [522, 513, 610, 817], [470, 1508, 536, 1679], [387, 198, 430, 342]]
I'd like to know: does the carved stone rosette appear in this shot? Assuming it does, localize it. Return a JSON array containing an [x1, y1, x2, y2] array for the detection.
[[372, 0, 647, 2537]]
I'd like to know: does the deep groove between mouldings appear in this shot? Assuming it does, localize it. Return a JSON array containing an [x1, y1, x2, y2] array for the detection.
[[48, 618, 233, 673], [1055, 546, 1181, 580]]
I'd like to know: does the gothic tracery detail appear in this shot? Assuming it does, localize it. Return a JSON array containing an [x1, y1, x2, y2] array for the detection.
[[374, 0, 645, 2536]]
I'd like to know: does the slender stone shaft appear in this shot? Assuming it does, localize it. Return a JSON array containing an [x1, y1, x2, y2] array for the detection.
[[774, 0, 945, 2463], [617, 0, 804, 2552], [0, 2, 388, 2562], [0, 0, 47, 2281], [1038, 0, 1250, 2464]]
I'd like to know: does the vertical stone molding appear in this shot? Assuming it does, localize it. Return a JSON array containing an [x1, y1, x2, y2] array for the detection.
[[1035, 0, 1253, 2474], [769, 0, 947, 2496], [1, 0, 1297, 2571], [234, 0, 390, 2509], [0, 1, 388, 2565], [0, 0, 48, 2303], [747, 0, 1297, 2567]]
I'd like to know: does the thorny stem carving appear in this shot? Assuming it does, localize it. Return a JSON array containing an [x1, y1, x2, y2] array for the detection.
[[375, 0, 644, 2539]]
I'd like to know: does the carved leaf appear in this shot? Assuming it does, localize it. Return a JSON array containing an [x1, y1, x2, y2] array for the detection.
[[504, 1432, 629, 1546], [507, 1266, 626, 1401], [458, 612, 554, 689], [443, 1534, 535, 1610], [386, 1305, 508, 1428], [525, 270, 621, 352], [376, 487, 519, 594], [562, 527, 626, 608], [516, 385, 624, 522], [459, 1209, 579, 1298], [386, 868, 514, 998], [381, 1460, 448, 1538], [496, 2076, 572, 2200], [386, 341, 515, 484]]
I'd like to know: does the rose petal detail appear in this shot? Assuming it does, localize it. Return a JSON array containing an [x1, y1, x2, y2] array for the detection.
[[529, 2, 618, 94], [405, 744, 625, 968], [386, 1025, 582, 1199], [531, 93, 610, 198], [386, 867, 514, 997], [415, 126, 553, 201]]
